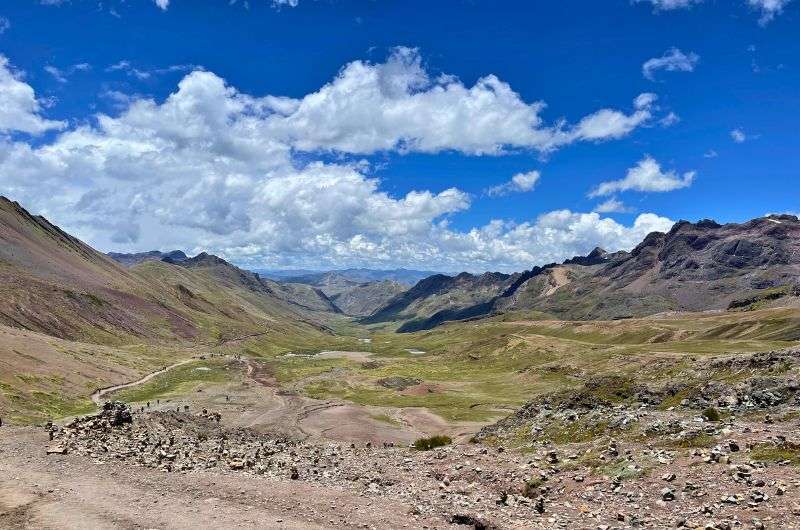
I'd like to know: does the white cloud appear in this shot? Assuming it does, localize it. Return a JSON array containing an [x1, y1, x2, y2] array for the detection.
[[0, 17, 10, 34], [485, 170, 541, 197], [44, 63, 90, 83], [660, 112, 680, 127], [272, 0, 300, 6], [432, 211, 675, 271], [106, 60, 193, 80], [155, 0, 169, 10], [44, 65, 67, 83], [704, 149, 719, 158], [642, 48, 699, 81], [635, 0, 703, 10], [590, 156, 695, 197], [593, 197, 633, 213], [0, 55, 66, 134], [0, 52, 674, 272], [748, 0, 792, 24], [267, 47, 656, 155], [731, 128, 747, 143], [637, 0, 793, 23]]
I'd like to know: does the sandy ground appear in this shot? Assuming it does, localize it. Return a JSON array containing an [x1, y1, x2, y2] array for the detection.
[[0, 427, 442, 530]]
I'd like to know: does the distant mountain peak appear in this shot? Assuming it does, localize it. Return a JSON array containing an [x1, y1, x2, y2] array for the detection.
[[108, 249, 187, 267]]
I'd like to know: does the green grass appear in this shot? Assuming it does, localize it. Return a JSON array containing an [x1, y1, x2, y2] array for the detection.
[[110, 359, 241, 403], [9, 303, 797, 430], [412, 435, 452, 451], [702, 407, 721, 422], [274, 308, 800, 425], [369, 413, 401, 426], [303, 379, 510, 422], [750, 442, 800, 465], [539, 419, 617, 445], [664, 432, 717, 449], [594, 458, 649, 481], [0, 384, 95, 423]]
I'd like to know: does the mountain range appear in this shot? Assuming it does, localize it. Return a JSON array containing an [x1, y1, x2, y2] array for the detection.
[[363, 215, 800, 331], [110, 255, 416, 318], [7, 193, 800, 339], [3, 193, 800, 422], [275, 268, 443, 285]]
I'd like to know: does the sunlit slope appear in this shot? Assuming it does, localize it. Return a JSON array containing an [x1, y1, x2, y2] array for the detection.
[[0, 196, 333, 347]]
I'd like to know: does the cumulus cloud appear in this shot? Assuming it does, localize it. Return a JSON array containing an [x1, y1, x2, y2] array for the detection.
[[154, 0, 169, 10], [267, 47, 656, 155], [272, 0, 299, 6], [485, 170, 541, 197], [731, 128, 747, 143], [0, 55, 66, 134], [0, 52, 673, 271], [432, 211, 675, 271], [590, 156, 695, 197], [748, 0, 792, 24], [0, 17, 10, 34], [642, 48, 699, 81]]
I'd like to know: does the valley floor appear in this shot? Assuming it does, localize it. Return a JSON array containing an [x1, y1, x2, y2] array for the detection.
[[3, 308, 800, 528]]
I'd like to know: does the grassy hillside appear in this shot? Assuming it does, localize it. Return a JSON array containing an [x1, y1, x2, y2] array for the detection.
[[0, 197, 352, 422]]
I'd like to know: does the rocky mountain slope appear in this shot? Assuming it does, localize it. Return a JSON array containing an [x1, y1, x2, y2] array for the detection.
[[274, 270, 409, 317], [327, 280, 408, 317], [0, 197, 334, 344], [176, 252, 341, 315], [362, 271, 520, 331], [367, 215, 800, 331], [0, 196, 197, 343], [524, 215, 800, 320]]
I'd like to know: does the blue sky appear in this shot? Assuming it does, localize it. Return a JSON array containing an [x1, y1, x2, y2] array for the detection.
[[0, 0, 797, 272]]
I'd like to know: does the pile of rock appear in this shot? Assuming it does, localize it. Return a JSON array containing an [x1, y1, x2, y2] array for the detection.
[[44, 399, 800, 529]]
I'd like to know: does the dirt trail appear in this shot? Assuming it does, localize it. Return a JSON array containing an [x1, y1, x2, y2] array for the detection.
[[0, 427, 442, 530], [90, 357, 199, 405]]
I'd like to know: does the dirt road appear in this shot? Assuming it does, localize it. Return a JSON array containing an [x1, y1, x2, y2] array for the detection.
[[0, 426, 440, 530]]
